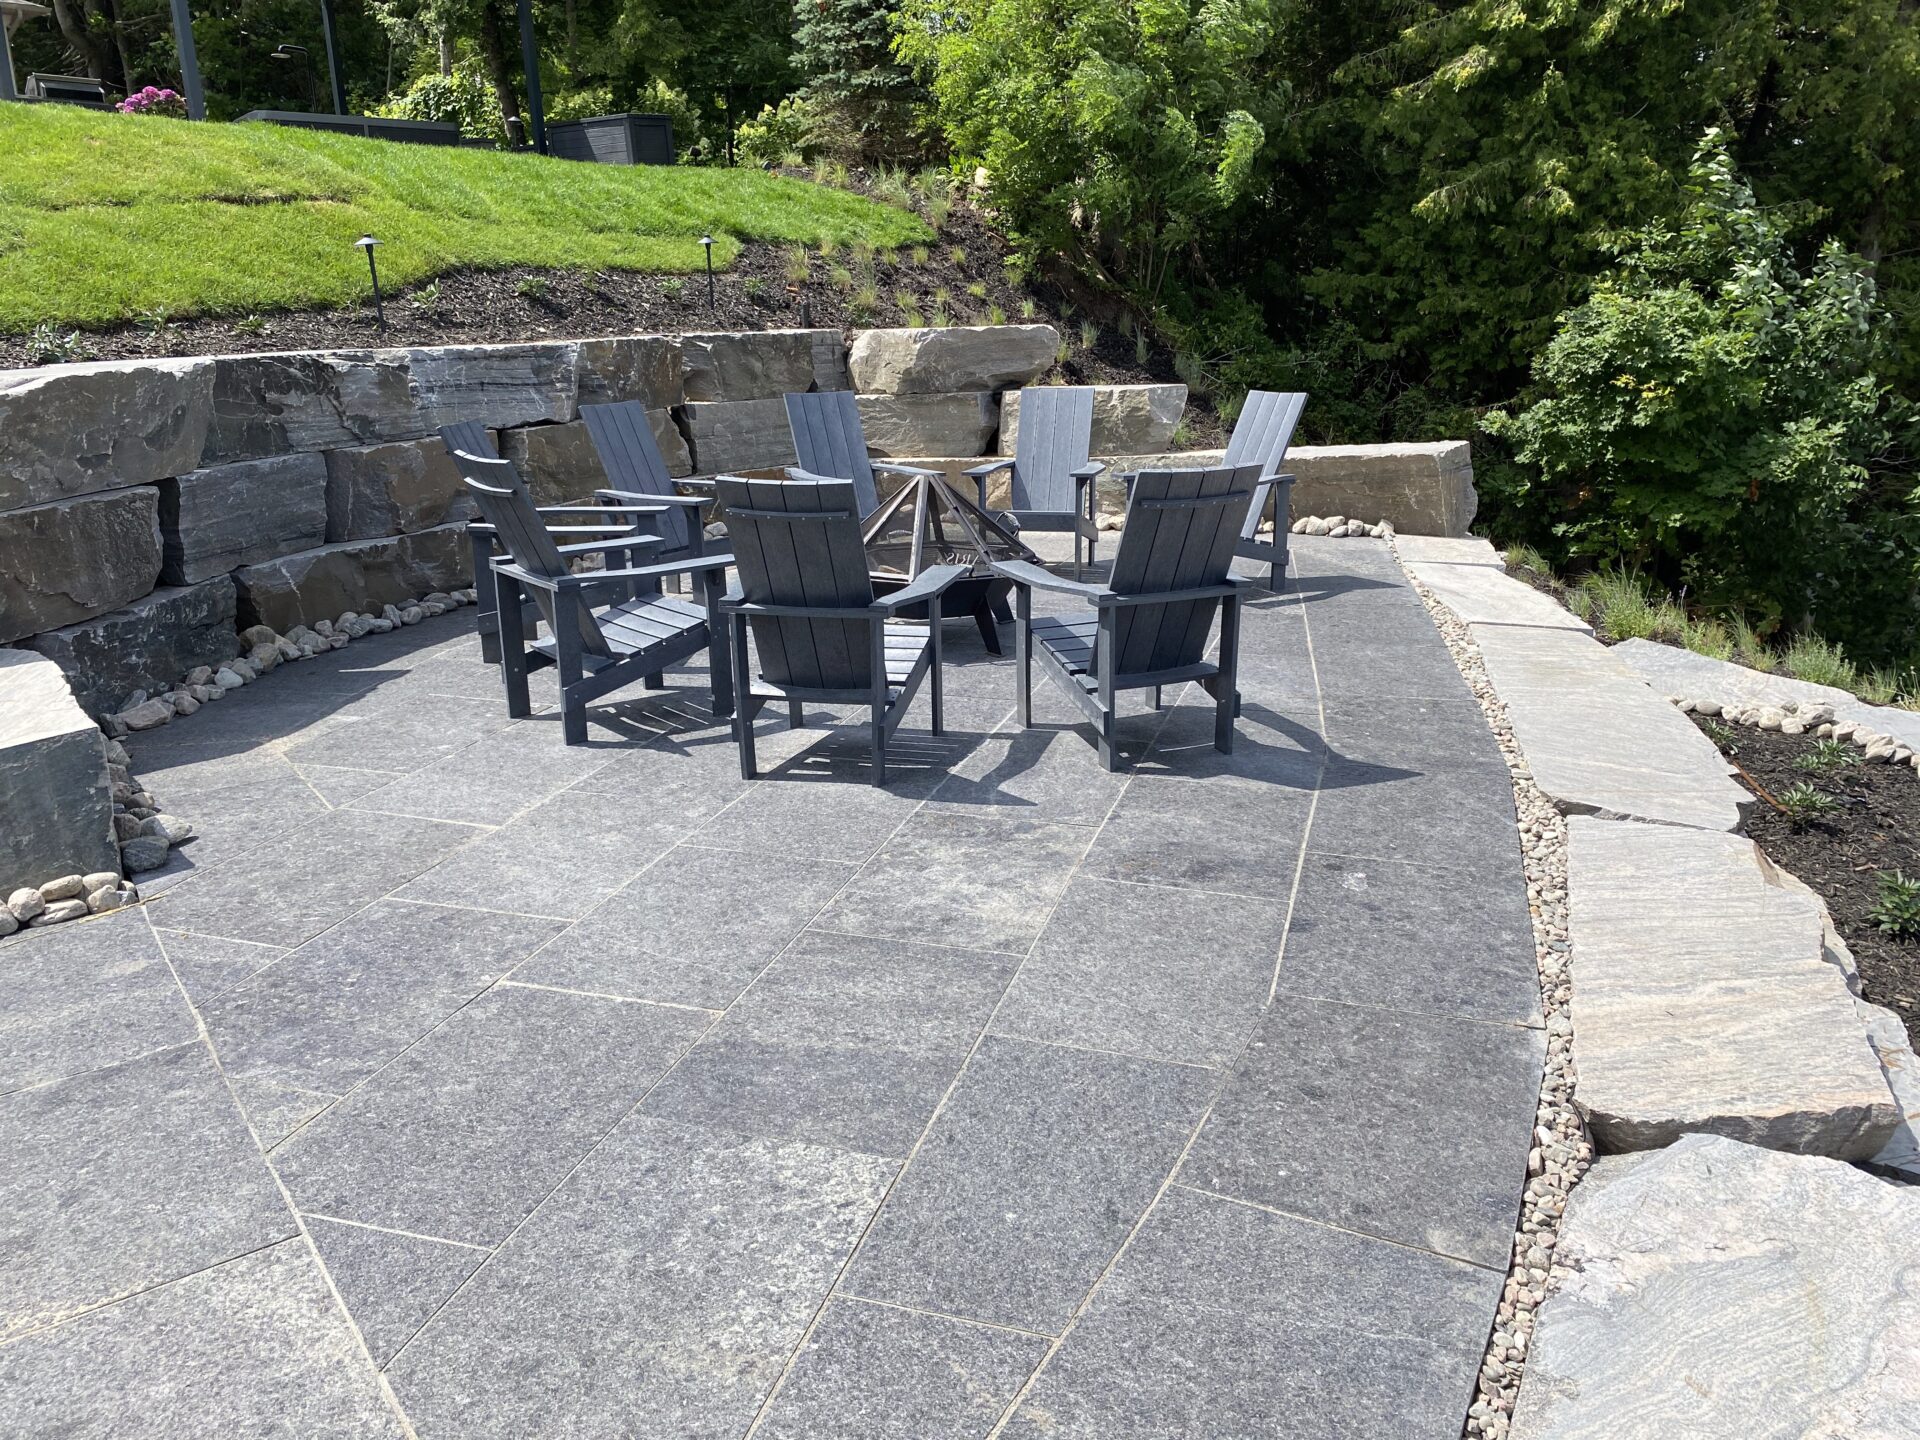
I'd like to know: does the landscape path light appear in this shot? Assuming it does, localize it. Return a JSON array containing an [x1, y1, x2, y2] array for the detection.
[[355, 235, 385, 331], [701, 235, 715, 309]]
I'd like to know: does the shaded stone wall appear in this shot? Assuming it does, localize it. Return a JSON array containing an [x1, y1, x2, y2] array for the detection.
[[0, 323, 1467, 714]]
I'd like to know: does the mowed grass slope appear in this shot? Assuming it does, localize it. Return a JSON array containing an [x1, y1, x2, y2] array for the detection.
[[0, 104, 928, 330]]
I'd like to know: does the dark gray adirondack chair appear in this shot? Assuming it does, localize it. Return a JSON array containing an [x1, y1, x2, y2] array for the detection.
[[1221, 390, 1307, 587], [578, 401, 712, 570], [438, 421, 663, 663], [716, 473, 966, 787], [456, 451, 735, 745], [966, 386, 1104, 578], [784, 390, 936, 518], [992, 464, 1261, 771]]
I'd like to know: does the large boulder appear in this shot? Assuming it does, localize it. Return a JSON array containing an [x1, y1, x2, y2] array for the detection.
[[406, 342, 578, 432], [1510, 1134, 1920, 1439], [0, 489, 163, 643], [200, 349, 417, 463], [26, 577, 239, 717], [680, 399, 798, 475], [1567, 816, 1898, 1160], [158, 453, 329, 583], [326, 437, 482, 541], [0, 358, 212, 511], [232, 524, 467, 632], [999, 383, 1186, 456], [1288, 441, 1477, 537], [680, 329, 848, 402], [848, 324, 1058, 395], [856, 392, 998, 457], [575, 336, 682, 410], [0, 649, 117, 892]]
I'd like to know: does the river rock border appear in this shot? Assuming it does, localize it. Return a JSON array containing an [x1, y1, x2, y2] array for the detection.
[[1671, 694, 1920, 770], [1392, 541, 1592, 1440]]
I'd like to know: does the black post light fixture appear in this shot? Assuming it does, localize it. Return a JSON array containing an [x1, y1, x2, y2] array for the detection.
[[355, 235, 385, 330], [700, 235, 715, 309], [268, 42, 316, 111]]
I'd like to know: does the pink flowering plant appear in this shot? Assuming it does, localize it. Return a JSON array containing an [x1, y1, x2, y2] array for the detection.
[[118, 86, 188, 118]]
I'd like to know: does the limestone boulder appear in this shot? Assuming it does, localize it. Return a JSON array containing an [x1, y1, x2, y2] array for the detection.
[[575, 335, 682, 409], [1286, 441, 1478, 537], [158, 453, 329, 583], [0, 650, 118, 892], [406, 343, 578, 432], [325, 437, 482, 541], [1510, 1134, 1920, 1440], [0, 357, 212, 510], [232, 524, 467, 633], [26, 578, 239, 718], [0, 488, 163, 643], [681, 399, 798, 475], [680, 329, 848, 402], [200, 349, 417, 463], [1000, 383, 1186, 456], [849, 324, 1058, 395], [856, 392, 998, 458], [1567, 816, 1898, 1159]]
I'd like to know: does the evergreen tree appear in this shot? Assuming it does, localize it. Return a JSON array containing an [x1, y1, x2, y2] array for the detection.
[[794, 0, 925, 163]]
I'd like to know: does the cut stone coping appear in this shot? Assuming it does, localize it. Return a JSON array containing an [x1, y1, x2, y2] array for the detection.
[[1612, 637, 1920, 752], [1393, 534, 1503, 568], [1402, 556, 1593, 633], [1473, 626, 1751, 832], [1567, 816, 1899, 1160], [1510, 1133, 1920, 1440]]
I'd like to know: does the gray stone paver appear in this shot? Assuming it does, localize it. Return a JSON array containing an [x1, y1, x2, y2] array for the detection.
[[0, 534, 1540, 1437]]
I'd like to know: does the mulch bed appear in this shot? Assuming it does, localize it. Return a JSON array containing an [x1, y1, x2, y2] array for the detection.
[[0, 178, 1227, 447], [1697, 716, 1920, 1049]]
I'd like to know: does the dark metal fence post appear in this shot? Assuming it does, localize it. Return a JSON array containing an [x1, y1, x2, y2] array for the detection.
[[318, 0, 347, 115], [516, 0, 545, 154], [168, 0, 206, 119]]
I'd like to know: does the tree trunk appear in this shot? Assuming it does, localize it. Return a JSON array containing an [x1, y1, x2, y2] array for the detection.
[[477, 0, 523, 144], [48, 0, 109, 80], [102, 0, 134, 93], [438, 29, 453, 77]]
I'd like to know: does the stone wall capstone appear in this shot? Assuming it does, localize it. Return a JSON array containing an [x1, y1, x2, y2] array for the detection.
[[158, 453, 329, 583], [575, 336, 682, 410], [849, 324, 1058, 395], [406, 343, 579, 433], [0, 488, 163, 643], [0, 358, 211, 510], [201, 349, 415, 464], [681, 329, 848, 402]]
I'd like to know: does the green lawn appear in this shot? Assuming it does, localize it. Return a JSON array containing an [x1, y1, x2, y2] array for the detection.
[[0, 104, 929, 331]]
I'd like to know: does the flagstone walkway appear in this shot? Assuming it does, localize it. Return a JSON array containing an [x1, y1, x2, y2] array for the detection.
[[0, 536, 1544, 1438]]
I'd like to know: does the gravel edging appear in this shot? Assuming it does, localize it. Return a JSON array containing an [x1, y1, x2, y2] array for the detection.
[[1391, 541, 1593, 1440]]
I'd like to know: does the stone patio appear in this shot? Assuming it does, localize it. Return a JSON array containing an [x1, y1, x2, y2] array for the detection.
[[0, 535, 1544, 1438]]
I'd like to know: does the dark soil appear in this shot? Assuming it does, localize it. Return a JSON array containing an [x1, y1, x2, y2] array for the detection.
[[0, 173, 1226, 446], [1696, 716, 1920, 1049]]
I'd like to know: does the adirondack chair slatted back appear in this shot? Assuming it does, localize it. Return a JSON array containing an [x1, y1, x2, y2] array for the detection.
[[1009, 386, 1095, 513], [1222, 390, 1306, 537], [579, 401, 689, 552], [456, 453, 611, 660], [718, 474, 876, 690], [1106, 465, 1260, 676], [785, 391, 879, 518]]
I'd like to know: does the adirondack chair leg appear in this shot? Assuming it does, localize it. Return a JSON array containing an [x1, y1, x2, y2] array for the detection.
[[1096, 607, 1119, 771], [703, 574, 734, 720], [1214, 593, 1242, 754], [929, 601, 945, 737], [1150, 685, 1162, 711], [788, 701, 804, 729], [870, 620, 888, 788], [554, 616, 589, 747], [1014, 585, 1032, 729], [731, 613, 757, 779], [494, 568, 533, 719], [470, 528, 502, 665], [1073, 530, 1083, 580]]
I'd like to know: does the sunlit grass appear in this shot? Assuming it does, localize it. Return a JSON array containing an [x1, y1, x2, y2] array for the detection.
[[0, 104, 929, 329]]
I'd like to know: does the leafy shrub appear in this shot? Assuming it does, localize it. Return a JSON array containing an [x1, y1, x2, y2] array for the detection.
[[1489, 131, 1918, 663], [373, 66, 504, 145], [736, 97, 813, 169], [1870, 871, 1920, 942]]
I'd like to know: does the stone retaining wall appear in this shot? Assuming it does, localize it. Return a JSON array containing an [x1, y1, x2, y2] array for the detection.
[[1, 324, 1474, 717]]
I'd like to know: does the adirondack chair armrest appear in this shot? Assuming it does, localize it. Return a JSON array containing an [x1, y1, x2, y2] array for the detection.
[[990, 558, 1111, 601], [1093, 577, 1252, 608], [872, 564, 969, 614], [872, 461, 940, 480], [674, 475, 721, 490], [1071, 462, 1108, 480], [963, 458, 1014, 478], [576, 552, 736, 585], [597, 489, 709, 510]]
